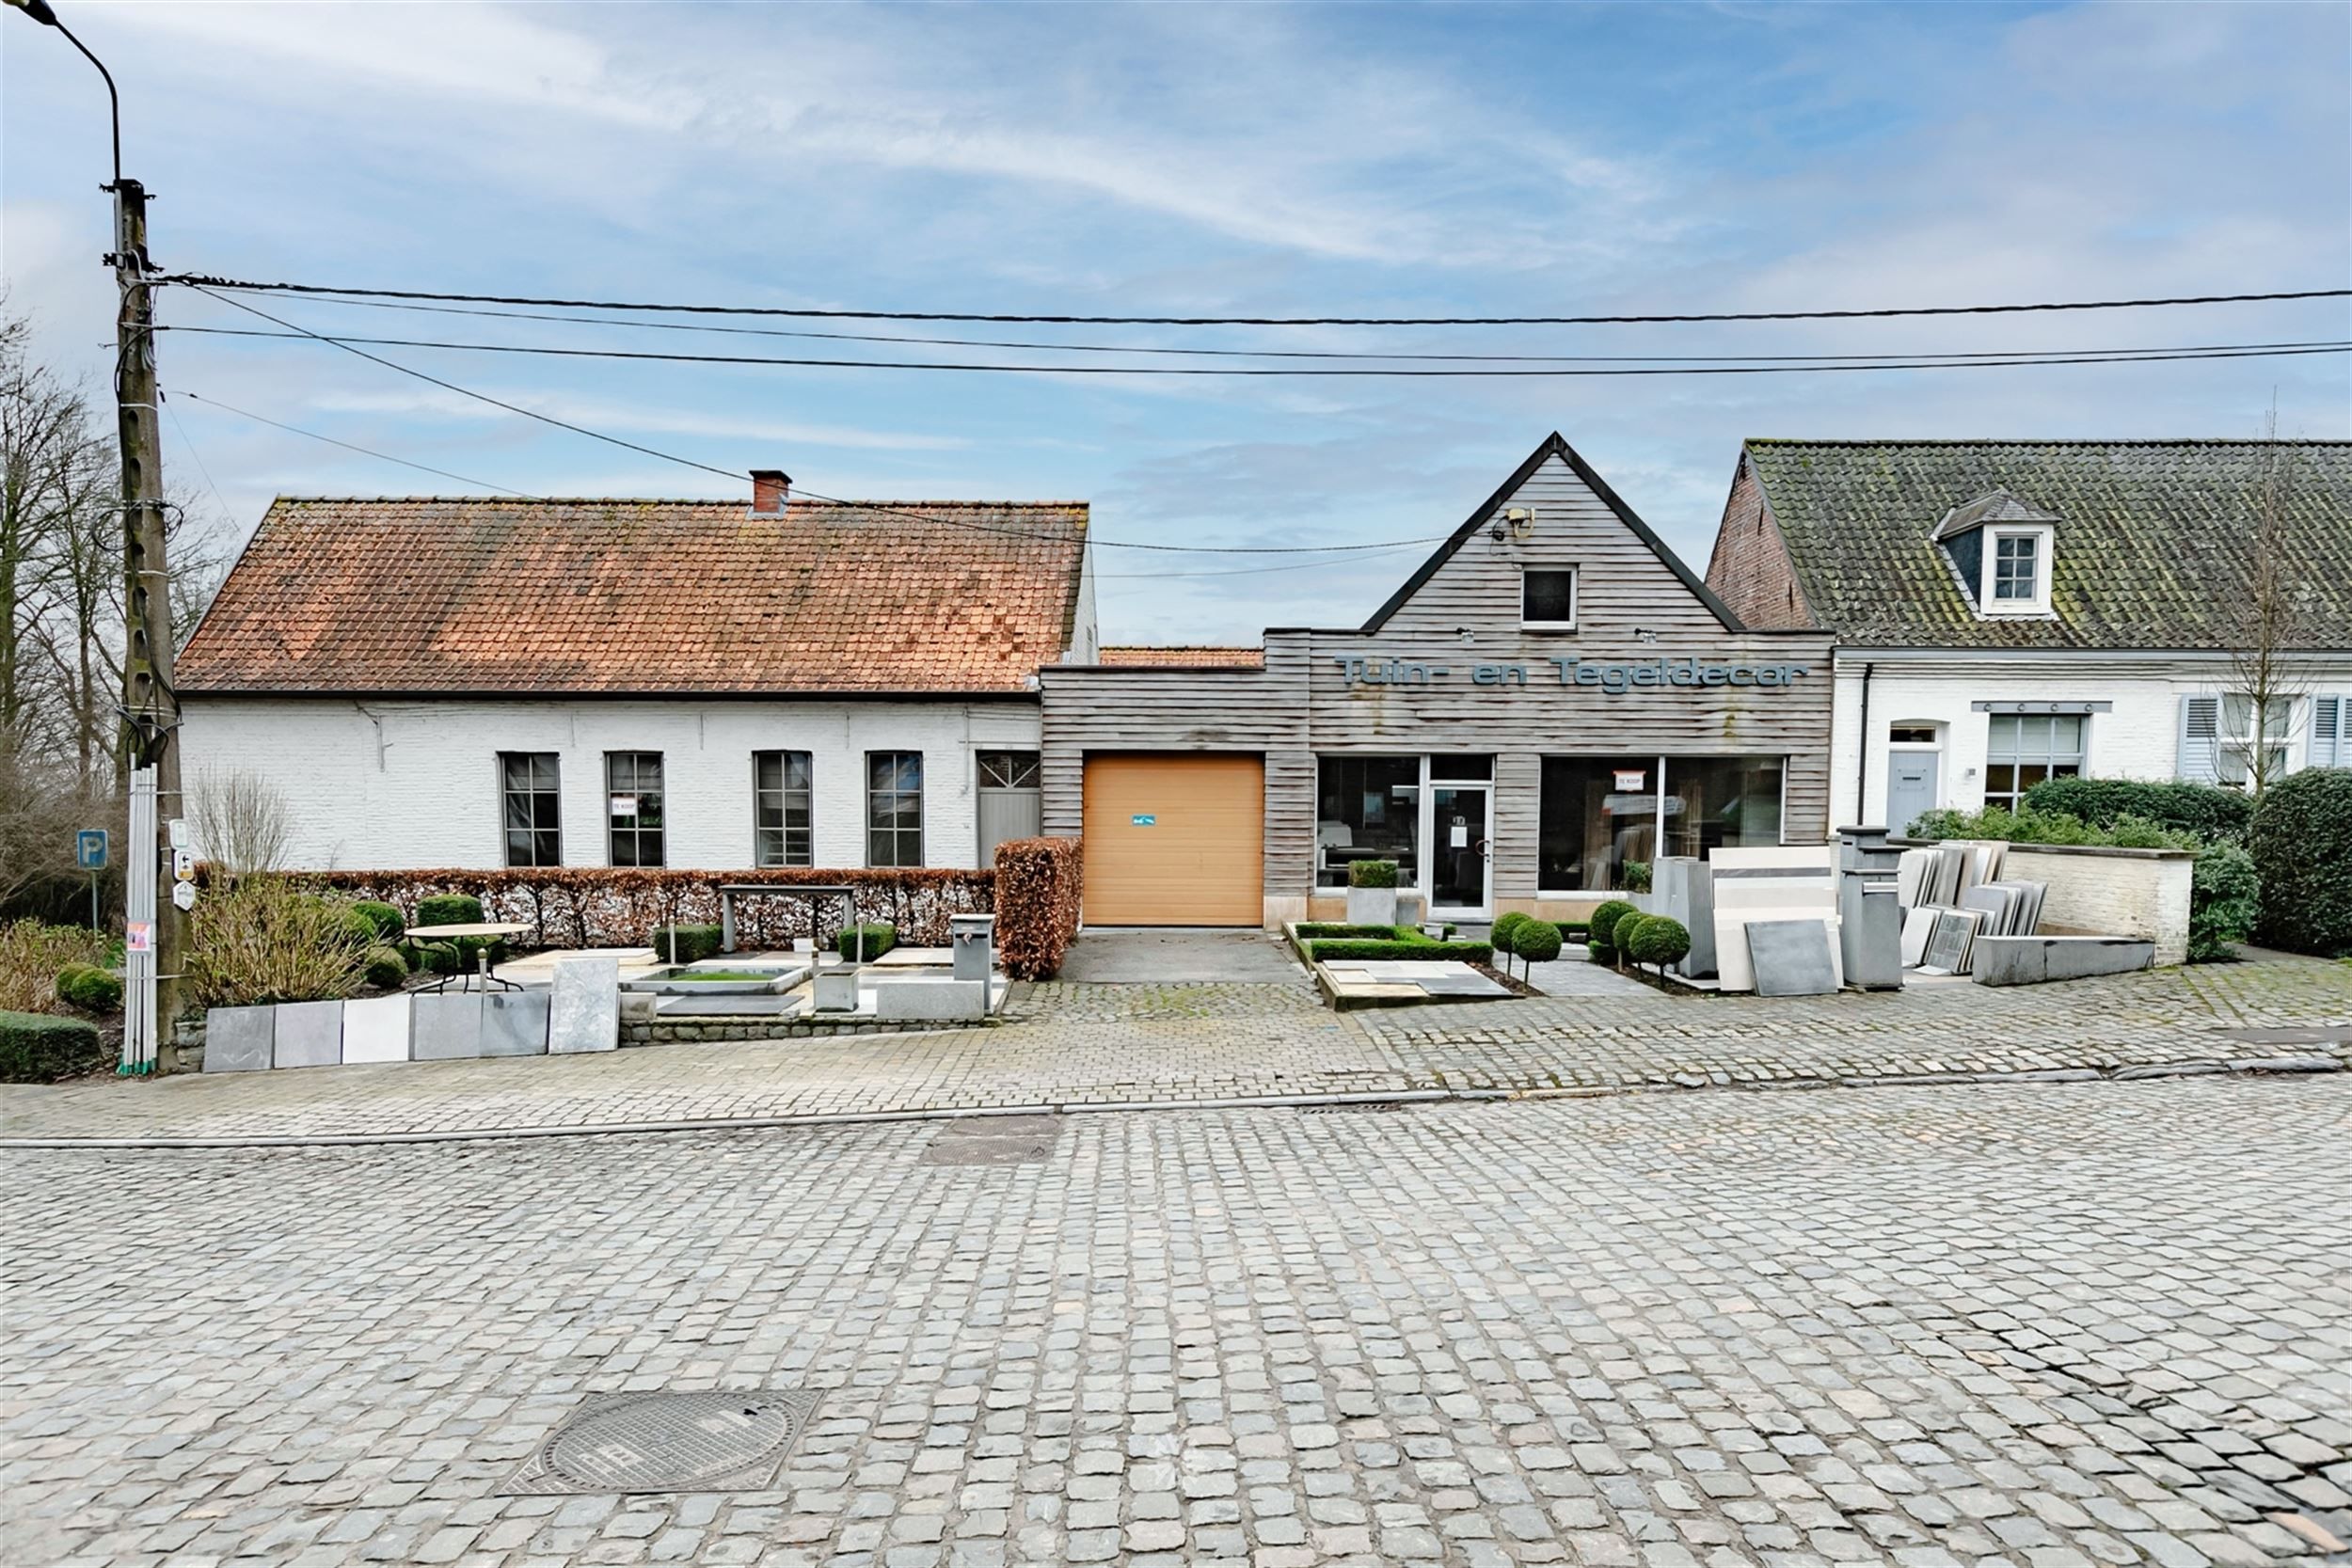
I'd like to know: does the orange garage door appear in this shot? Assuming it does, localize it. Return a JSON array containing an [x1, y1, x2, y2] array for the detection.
[[1082, 754, 1264, 926]]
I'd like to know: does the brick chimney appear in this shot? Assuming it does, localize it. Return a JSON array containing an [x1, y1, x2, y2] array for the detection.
[[750, 468, 790, 515]]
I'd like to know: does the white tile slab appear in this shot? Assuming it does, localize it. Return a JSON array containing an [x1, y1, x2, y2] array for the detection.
[[341, 994, 412, 1064]]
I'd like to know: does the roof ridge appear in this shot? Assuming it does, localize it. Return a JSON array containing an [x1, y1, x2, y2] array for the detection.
[[1743, 436, 2351, 448], [268, 495, 1092, 506]]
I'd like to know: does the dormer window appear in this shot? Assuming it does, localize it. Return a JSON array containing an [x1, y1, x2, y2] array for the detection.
[[1931, 492, 2058, 620], [1981, 524, 2053, 615]]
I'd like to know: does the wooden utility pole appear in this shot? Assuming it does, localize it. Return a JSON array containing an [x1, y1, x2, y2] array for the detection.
[[111, 176, 183, 1049]]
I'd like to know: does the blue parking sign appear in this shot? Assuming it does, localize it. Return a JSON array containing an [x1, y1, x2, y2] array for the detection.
[[75, 829, 108, 870]]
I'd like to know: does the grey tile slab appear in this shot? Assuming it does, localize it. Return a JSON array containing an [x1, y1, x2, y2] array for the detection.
[[480, 991, 550, 1056], [271, 1001, 343, 1069], [1745, 919, 1839, 997], [548, 955, 619, 1054], [410, 994, 484, 1061], [341, 995, 411, 1065], [201, 1006, 274, 1073]]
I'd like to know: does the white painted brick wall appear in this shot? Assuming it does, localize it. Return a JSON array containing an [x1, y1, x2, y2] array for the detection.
[[180, 697, 1042, 871], [2002, 846, 2192, 966], [1831, 655, 2352, 827]]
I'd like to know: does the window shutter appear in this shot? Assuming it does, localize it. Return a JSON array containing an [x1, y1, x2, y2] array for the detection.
[[2177, 695, 2220, 783], [2314, 695, 2344, 768]]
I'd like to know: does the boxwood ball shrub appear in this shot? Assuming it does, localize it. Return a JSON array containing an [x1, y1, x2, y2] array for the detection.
[[1513, 921, 1564, 965], [1489, 911, 1531, 953], [55, 963, 123, 1014], [1347, 859, 1399, 890], [416, 941, 462, 975], [1626, 915, 1692, 974], [351, 900, 406, 942], [1605, 903, 1649, 951], [1587, 900, 1640, 954], [413, 893, 485, 928], [0, 1010, 105, 1084], [2250, 768, 2352, 957], [361, 944, 410, 990]]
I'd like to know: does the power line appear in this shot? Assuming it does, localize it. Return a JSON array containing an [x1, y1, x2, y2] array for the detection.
[[176, 389, 540, 498], [183, 287, 2352, 366], [172, 292, 1448, 555], [1096, 546, 1431, 579], [163, 322, 2352, 378], [160, 272, 2352, 327]]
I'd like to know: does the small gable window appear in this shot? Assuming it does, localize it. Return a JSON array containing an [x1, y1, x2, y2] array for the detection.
[[1522, 568, 1578, 629], [1979, 524, 2053, 616]]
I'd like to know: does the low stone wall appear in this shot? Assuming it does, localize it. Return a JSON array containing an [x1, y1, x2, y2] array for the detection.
[[1981, 844, 2193, 967], [623, 1015, 993, 1046]]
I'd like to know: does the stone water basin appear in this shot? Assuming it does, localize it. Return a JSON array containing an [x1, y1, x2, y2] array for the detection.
[[620, 962, 811, 997]]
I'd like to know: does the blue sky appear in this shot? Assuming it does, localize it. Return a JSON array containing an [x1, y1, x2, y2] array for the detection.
[[6, 2, 2346, 641]]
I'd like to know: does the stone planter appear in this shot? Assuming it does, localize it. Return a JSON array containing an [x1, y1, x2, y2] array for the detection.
[[812, 970, 861, 1012], [1345, 886, 1399, 926]]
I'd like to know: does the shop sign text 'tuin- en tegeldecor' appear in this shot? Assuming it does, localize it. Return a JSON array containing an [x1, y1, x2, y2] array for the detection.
[[1333, 656, 1813, 694]]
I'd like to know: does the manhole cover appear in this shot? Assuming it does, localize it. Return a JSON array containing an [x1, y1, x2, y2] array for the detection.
[[922, 1116, 1063, 1165], [503, 1388, 820, 1496]]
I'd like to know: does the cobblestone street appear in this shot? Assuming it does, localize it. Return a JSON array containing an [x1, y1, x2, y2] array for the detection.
[[4, 1076, 2347, 1568], [3, 961, 2347, 1147]]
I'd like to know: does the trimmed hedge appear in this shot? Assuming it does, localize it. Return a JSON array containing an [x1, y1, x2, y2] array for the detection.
[[835, 923, 898, 962], [1309, 938, 1493, 964], [1295, 923, 1410, 939], [2187, 846, 2260, 963], [2250, 768, 2352, 957], [653, 924, 725, 964], [56, 963, 123, 1013], [351, 900, 406, 942], [248, 866, 995, 951], [414, 893, 486, 928], [995, 836, 1083, 980], [1347, 859, 1399, 889], [2025, 776, 2254, 846], [0, 1010, 105, 1083]]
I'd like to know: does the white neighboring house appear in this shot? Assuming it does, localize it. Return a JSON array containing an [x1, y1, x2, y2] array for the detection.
[[175, 472, 1098, 870], [1704, 438, 2352, 831]]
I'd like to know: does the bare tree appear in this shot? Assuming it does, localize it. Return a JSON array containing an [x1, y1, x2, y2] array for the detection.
[[2223, 409, 2313, 798], [185, 764, 294, 878]]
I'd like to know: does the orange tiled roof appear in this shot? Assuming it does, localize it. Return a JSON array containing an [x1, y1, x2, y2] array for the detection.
[[1097, 644, 1264, 668], [179, 497, 1089, 695]]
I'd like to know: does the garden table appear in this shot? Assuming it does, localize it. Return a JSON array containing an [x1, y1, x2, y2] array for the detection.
[[404, 921, 532, 993]]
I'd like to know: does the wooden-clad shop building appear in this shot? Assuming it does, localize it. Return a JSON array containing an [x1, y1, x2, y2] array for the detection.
[[1041, 435, 1836, 928]]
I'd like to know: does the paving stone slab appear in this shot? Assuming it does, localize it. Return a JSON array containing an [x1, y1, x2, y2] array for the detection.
[[480, 991, 550, 1056], [1746, 919, 1840, 996], [200, 1006, 273, 1072], [548, 955, 619, 1054], [410, 994, 484, 1061], [340, 995, 411, 1065], [270, 1001, 343, 1069]]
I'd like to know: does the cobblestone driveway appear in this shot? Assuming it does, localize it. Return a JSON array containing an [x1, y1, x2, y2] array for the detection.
[[4, 1078, 2345, 1567], [3, 963, 2344, 1147]]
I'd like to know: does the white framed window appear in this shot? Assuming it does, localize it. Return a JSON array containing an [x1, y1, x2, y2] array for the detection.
[[753, 751, 813, 866], [1980, 525, 2052, 616], [1520, 568, 1578, 629], [2312, 695, 2348, 768], [2218, 695, 2292, 786], [1984, 714, 2083, 811]]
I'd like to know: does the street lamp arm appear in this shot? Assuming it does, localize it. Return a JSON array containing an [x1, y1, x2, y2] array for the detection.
[[5, 0, 120, 184]]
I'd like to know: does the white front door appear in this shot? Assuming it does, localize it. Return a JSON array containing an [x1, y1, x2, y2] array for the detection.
[[1426, 784, 1492, 916]]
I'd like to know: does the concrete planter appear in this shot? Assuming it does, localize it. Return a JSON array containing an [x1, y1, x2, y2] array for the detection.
[[1345, 886, 1399, 926], [811, 970, 861, 1012]]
